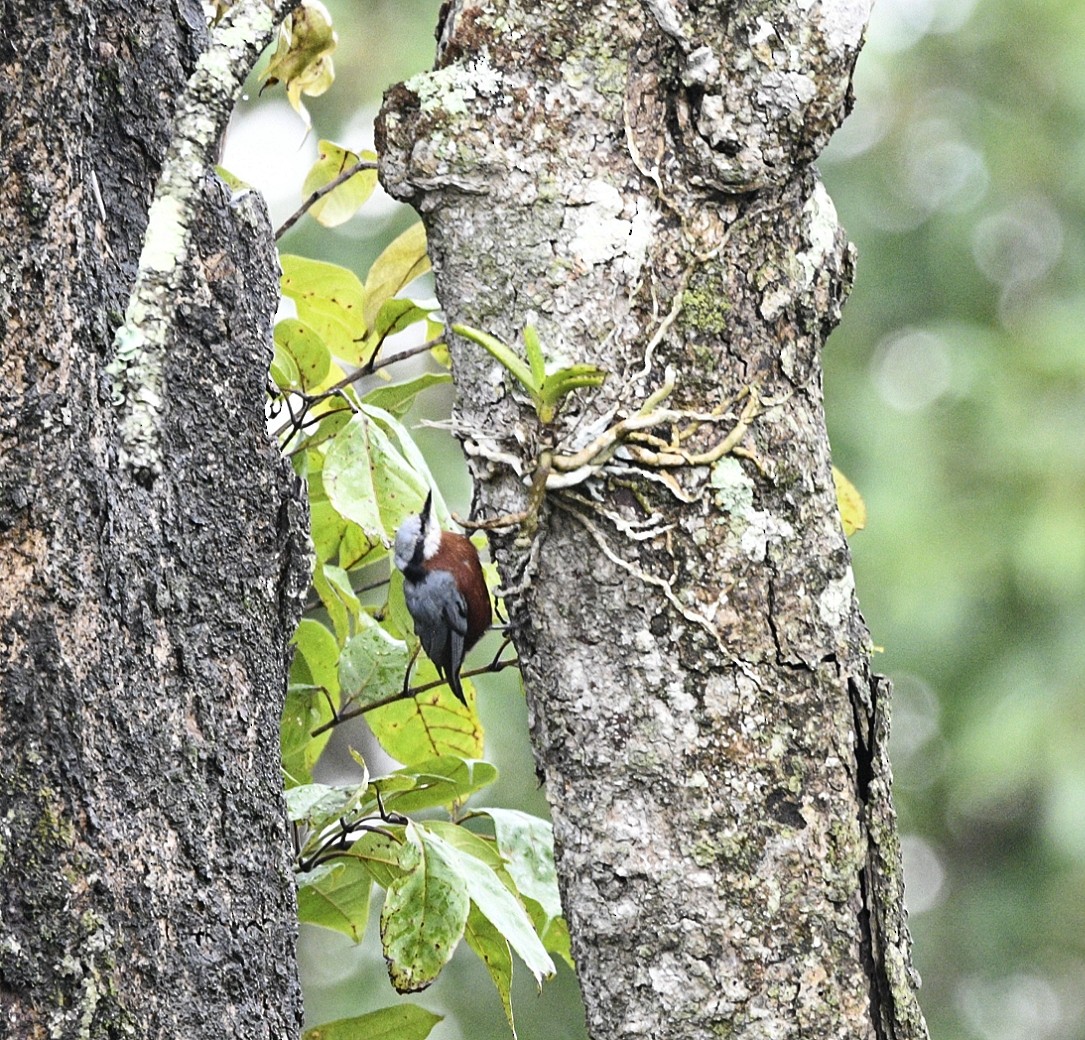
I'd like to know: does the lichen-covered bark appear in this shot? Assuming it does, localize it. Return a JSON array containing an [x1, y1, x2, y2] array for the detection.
[[379, 1, 928, 1038], [0, 1, 306, 1036]]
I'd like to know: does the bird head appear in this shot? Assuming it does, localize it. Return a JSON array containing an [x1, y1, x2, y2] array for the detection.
[[393, 490, 440, 572]]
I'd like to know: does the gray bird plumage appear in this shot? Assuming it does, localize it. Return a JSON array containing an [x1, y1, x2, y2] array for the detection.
[[402, 568, 469, 699]]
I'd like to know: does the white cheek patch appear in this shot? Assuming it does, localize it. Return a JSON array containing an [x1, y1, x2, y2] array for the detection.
[[423, 504, 442, 560]]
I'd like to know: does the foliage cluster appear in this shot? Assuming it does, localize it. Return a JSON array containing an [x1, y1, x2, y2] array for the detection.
[[255, 11, 572, 1039]]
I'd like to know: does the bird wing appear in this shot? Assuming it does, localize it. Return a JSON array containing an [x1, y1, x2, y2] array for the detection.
[[444, 589, 469, 685]]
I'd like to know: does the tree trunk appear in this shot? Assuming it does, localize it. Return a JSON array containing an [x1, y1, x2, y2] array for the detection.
[[0, 2, 306, 1036], [379, 2, 929, 1038]]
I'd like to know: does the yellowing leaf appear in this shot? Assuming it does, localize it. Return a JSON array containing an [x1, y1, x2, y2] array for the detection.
[[274, 318, 331, 391], [832, 465, 867, 536], [260, 1, 338, 129], [363, 222, 431, 333], [280, 255, 367, 364], [302, 142, 378, 227], [366, 657, 484, 762]]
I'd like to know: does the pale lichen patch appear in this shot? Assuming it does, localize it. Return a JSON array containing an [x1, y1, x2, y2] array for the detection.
[[817, 567, 856, 630], [710, 456, 755, 515], [107, 0, 286, 476], [739, 511, 796, 562], [137, 194, 188, 273], [563, 180, 653, 278], [803, 0, 873, 52], [405, 55, 507, 116]]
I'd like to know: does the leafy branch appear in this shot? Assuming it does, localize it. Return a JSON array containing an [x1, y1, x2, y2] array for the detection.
[[310, 643, 519, 738], [454, 323, 606, 423]]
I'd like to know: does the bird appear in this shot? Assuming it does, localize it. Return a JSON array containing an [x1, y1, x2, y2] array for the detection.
[[393, 490, 492, 705]]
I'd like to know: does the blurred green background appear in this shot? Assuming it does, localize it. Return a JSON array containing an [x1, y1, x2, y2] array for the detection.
[[232, 1, 1085, 1037]]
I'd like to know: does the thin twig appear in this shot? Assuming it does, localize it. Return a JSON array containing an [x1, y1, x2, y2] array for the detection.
[[309, 655, 521, 737], [271, 336, 447, 452], [331, 335, 447, 392], [274, 157, 379, 240]]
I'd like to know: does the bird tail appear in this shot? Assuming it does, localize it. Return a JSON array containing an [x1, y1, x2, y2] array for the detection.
[[446, 668, 468, 707]]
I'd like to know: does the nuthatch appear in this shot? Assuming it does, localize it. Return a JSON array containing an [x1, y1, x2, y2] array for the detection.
[[393, 491, 492, 705]]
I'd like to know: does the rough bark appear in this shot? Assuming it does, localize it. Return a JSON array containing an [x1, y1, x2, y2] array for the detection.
[[0, 1, 306, 1036], [379, 2, 928, 1038]]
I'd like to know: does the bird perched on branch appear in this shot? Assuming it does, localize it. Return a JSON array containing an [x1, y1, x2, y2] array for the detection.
[[393, 490, 492, 705]]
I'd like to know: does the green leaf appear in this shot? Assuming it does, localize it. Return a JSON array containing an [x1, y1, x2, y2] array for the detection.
[[270, 338, 301, 390], [364, 222, 432, 333], [281, 255, 368, 364], [452, 323, 537, 394], [274, 318, 332, 391], [362, 414, 433, 540], [340, 521, 378, 570], [471, 808, 563, 925], [323, 563, 363, 624], [464, 905, 517, 1037], [385, 569, 414, 642], [214, 165, 250, 193], [283, 620, 340, 786], [378, 758, 499, 815], [287, 617, 339, 706], [303, 142, 378, 227], [323, 412, 435, 572], [362, 372, 451, 419], [313, 560, 362, 645], [366, 657, 484, 762], [352, 297, 435, 374], [297, 859, 372, 942], [418, 826, 555, 986], [305, 451, 379, 569], [422, 820, 506, 870], [359, 405, 445, 520], [302, 1004, 441, 1040], [381, 823, 470, 993], [339, 618, 410, 706], [534, 912, 573, 969], [471, 808, 572, 966], [541, 363, 607, 399], [322, 413, 387, 549], [535, 364, 607, 424], [453, 323, 606, 423], [285, 781, 364, 828], [298, 408, 353, 453], [369, 298, 434, 349], [309, 498, 350, 564], [353, 829, 419, 890], [523, 324, 546, 388]]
